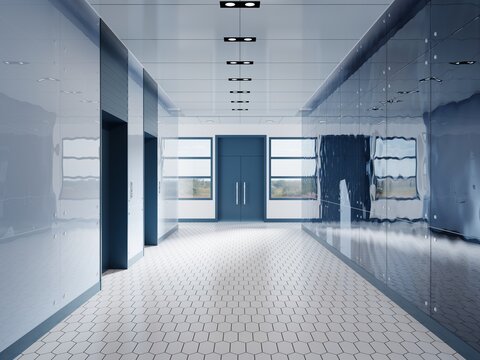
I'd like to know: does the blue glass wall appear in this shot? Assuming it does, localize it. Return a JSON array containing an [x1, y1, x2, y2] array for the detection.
[[0, 0, 178, 355], [0, 0, 101, 353], [302, 0, 480, 354]]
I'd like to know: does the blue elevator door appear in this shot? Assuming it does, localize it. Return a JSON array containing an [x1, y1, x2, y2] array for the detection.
[[217, 137, 265, 221]]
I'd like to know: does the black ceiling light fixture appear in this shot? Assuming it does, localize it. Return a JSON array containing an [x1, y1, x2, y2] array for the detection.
[[397, 89, 419, 95], [220, 1, 260, 8], [224, 37, 256, 42], [226, 60, 254, 65], [232, 108, 249, 111], [380, 98, 403, 104], [387, 98, 403, 104], [229, 77, 252, 81], [449, 60, 476, 65], [231, 100, 250, 103], [230, 90, 250, 94]]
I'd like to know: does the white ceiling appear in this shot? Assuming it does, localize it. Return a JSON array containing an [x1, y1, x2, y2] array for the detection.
[[89, 0, 394, 123]]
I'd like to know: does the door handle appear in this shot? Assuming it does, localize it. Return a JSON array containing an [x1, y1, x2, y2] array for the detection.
[[235, 182, 239, 205], [243, 182, 246, 205]]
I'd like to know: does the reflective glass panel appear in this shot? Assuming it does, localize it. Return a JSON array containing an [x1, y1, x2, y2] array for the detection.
[[374, 138, 416, 158], [373, 158, 416, 178]]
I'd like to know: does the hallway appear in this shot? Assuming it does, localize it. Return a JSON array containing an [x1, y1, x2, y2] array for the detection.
[[17, 224, 461, 360]]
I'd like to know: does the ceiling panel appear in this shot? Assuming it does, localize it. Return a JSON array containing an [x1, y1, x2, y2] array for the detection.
[[145, 63, 337, 81], [90, 0, 394, 119]]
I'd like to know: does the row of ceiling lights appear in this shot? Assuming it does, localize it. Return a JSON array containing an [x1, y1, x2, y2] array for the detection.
[[222, 1, 260, 111]]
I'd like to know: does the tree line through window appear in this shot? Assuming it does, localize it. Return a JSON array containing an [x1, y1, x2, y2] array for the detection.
[[269, 138, 318, 200]]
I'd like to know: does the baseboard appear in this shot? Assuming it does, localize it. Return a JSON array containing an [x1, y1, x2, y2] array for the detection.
[[178, 219, 217, 223], [302, 224, 480, 360], [0, 282, 101, 359], [127, 250, 144, 267], [158, 224, 179, 242]]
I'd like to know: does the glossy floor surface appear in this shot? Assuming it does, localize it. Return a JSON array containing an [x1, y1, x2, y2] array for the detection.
[[17, 223, 462, 360]]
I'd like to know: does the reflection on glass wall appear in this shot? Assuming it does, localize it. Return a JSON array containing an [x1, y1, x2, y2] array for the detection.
[[373, 138, 418, 199], [0, 0, 100, 353], [61, 138, 100, 199], [158, 103, 179, 238], [302, 0, 480, 354]]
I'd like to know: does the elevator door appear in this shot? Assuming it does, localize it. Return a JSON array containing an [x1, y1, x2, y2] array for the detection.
[[217, 136, 265, 221]]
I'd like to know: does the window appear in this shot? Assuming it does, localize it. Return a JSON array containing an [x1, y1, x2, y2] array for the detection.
[[373, 137, 418, 199], [61, 138, 100, 199], [269, 138, 317, 200], [162, 137, 212, 200]]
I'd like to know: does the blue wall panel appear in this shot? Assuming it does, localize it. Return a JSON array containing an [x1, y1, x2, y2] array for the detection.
[[302, 0, 480, 356], [0, 0, 101, 354]]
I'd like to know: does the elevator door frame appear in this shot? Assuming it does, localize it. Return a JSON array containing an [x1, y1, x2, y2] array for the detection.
[[215, 135, 267, 222]]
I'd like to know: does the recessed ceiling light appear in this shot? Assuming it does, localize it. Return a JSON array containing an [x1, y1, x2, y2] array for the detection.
[[231, 100, 250, 103], [3, 60, 29, 65], [224, 37, 257, 42], [229, 78, 252, 81], [387, 98, 402, 104], [226, 60, 254, 65], [266, 120, 276, 124], [37, 77, 60, 82], [419, 76, 442, 83], [230, 90, 250, 94], [220, 1, 260, 8], [449, 60, 476, 65], [205, 119, 215, 123]]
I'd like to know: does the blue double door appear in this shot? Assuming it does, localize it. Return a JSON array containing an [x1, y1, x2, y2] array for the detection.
[[217, 136, 265, 221]]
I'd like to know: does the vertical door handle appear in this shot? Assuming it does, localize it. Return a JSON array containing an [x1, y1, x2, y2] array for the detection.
[[235, 182, 239, 205], [243, 182, 246, 205]]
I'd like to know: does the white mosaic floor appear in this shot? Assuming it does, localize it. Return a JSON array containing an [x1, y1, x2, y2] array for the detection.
[[17, 223, 462, 360]]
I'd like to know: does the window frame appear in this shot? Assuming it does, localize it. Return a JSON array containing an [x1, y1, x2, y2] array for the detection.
[[162, 137, 213, 200], [373, 136, 419, 200], [269, 137, 318, 201]]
